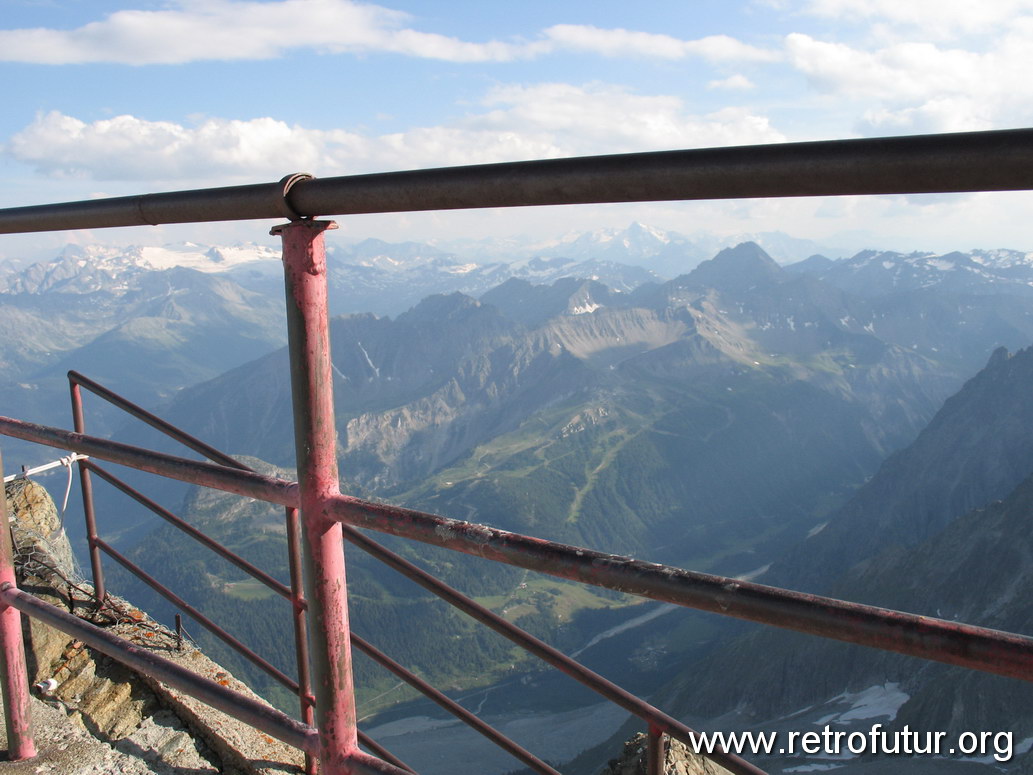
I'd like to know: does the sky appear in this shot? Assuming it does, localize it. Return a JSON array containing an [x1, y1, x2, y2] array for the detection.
[[3, 0, 1033, 260]]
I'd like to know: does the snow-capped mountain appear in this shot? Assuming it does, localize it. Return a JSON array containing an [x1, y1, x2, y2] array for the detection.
[[0, 224, 858, 307], [0, 242, 280, 295], [788, 247, 1033, 297], [433, 224, 853, 273]]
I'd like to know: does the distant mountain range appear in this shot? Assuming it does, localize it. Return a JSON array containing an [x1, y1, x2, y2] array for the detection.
[[430, 222, 855, 269], [0, 224, 876, 450], [7, 229, 1033, 773], [85, 241, 1033, 775]]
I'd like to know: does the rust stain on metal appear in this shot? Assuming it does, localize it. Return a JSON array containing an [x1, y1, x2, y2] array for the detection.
[[277, 218, 358, 773], [0, 452, 36, 760]]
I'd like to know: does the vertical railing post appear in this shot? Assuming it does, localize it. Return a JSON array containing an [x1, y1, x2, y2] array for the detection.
[[647, 725, 665, 775], [274, 219, 358, 773], [287, 505, 317, 775], [0, 451, 36, 761], [69, 380, 106, 604]]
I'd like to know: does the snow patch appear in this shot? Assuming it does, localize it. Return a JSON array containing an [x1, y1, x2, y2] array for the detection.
[[444, 263, 478, 274], [570, 302, 602, 315], [736, 564, 770, 581], [807, 522, 827, 539], [356, 341, 380, 379], [570, 604, 676, 658], [833, 683, 909, 724], [136, 243, 277, 272]]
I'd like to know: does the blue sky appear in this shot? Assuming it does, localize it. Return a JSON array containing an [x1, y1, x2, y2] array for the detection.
[[3, 0, 1033, 259]]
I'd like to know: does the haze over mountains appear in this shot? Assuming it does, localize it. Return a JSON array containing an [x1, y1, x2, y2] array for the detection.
[[5, 226, 1033, 773], [0, 224, 847, 453], [654, 345, 1033, 775]]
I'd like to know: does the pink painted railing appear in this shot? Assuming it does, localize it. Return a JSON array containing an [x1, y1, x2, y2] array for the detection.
[[0, 129, 1032, 774]]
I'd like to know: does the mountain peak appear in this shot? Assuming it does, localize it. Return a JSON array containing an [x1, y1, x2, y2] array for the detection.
[[397, 291, 483, 323], [683, 241, 784, 292], [987, 345, 1011, 367]]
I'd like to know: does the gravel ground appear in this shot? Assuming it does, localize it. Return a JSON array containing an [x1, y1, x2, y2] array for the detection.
[[0, 693, 219, 774]]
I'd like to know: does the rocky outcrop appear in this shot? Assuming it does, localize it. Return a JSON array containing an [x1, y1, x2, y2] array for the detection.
[[6, 477, 75, 577], [601, 733, 733, 775], [3, 477, 304, 774]]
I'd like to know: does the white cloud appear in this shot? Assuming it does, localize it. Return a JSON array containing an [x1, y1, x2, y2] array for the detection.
[[0, 0, 536, 65], [707, 74, 756, 90], [0, 0, 774, 66], [473, 83, 783, 153], [7, 85, 784, 182], [803, 0, 1033, 37], [0, 0, 396, 65], [785, 25, 1033, 133], [542, 25, 779, 63], [7, 113, 338, 179]]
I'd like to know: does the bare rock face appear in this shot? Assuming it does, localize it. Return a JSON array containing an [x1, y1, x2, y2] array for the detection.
[[3, 474, 305, 774], [4, 477, 220, 771], [5, 477, 76, 578], [602, 733, 733, 775]]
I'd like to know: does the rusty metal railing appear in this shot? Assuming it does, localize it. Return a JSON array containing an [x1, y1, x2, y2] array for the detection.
[[0, 127, 1031, 774], [67, 371, 564, 774], [67, 368, 322, 775]]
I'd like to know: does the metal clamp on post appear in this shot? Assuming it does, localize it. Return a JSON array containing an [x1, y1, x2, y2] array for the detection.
[[278, 173, 314, 221]]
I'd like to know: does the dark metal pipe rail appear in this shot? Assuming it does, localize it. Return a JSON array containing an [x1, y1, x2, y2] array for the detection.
[[1, 128, 1033, 234], [7, 413, 1033, 684], [328, 497, 1033, 683], [0, 583, 317, 753]]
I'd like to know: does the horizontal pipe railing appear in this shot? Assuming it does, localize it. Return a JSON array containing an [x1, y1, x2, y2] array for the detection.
[[331, 497, 1033, 682], [0, 583, 317, 754], [7, 414, 1033, 683], [1, 129, 1033, 234], [95, 537, 301, 695], [86, 461, 294, 601]]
